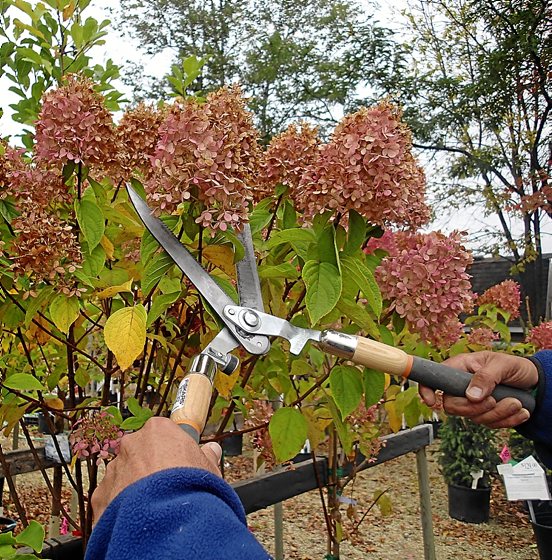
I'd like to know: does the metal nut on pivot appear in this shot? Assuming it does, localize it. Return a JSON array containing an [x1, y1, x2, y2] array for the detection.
[[243, 310, 259, 327]]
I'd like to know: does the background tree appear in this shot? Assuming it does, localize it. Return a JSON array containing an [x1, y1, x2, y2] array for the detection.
[[393, 0, 551, 321], [113, 0, 401, 140]]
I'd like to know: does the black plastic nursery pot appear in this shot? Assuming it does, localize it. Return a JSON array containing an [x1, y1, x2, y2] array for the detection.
[[531, 507, 552, 560], [448, 483, 491, 524], [0, 517, 17, 533], [221, 433, 243, 457]]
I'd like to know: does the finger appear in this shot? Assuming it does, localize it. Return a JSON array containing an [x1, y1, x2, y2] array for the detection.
[[484, 408, 531, 429], [443, 395, 496, 417], [418, 385, 436, 407], [201, 442, 223, 473], [467, 397, 525, 426]]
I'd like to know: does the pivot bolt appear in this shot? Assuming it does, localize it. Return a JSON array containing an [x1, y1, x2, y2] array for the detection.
[[243, 311, 259, 327]]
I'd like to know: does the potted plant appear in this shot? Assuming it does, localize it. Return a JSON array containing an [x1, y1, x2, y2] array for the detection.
[[438, 415, 499, 523]]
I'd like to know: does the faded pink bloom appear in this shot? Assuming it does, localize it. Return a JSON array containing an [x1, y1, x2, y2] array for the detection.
[[527, 321, 552, 350], [257, 122, 320, 201], [295, 102, 430, 228], [116, 102, 166, 181], [8, 209, 82, 286], [69, 411, 124, 466], [372, 230, 474, 348], [147, 86, 259, 233], [476, 279, 521, 321], [35, 75, 117, 168], [467, 327, 499, 348], [1, 146, 72, 210]]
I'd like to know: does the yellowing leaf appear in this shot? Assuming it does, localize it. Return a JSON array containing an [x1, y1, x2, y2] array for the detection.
[[214, 365, 240, 398], [384, 385, 402, 433], [44, 397, 64, 411], [97, 279, 134, 299], [202, 245, 235, 275], [49, 294, 80, 334], [104, 305, 147, 371], [100, 235, 115, 260]]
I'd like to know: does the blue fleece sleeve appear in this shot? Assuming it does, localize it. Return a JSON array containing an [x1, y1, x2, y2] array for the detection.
[[516, 350, 552, 468], [85, 468, 271, 560]]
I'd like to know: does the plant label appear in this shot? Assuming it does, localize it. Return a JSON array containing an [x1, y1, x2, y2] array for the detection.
[[499, 455, 551, 501], [470, 469, 484, 489]]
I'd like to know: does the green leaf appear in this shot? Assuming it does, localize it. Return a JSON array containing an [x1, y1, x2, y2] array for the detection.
[[336, 297, 379, 338], [127, 396, 154, 419], [106, 406, 123, 425], [24, 286, 54, 327], [82, 243, 106, 278], [49, 294, 80, 334], [4, 373, 45, 392], [341, 256, 382, 318], [329, 365, 363, 419], [104, 305, 147, 371], [75, 369, 90, 388], [269, 408, 308, 462], [147, 291, 180, 327], [265, 228, 316, 251], [15, 520, 44, 552], [363, 368, 386, 407], [141, 251, 174, 295], [120, 415, 151, 430], [75, 197, 105, 252], [344, 210, 366, 255], [302, 260, 342, 325], [257, 263, 299, 279]]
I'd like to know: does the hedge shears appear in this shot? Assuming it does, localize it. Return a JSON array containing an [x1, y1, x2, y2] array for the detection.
[[127, 185, 536, 442]]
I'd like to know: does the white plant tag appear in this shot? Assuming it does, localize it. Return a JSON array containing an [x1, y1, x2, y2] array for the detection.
[[470, 469, 484, 489], [501, 455, 551, 501]]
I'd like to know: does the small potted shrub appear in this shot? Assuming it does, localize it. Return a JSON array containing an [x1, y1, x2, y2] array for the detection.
[[438, 415, 500, 523]]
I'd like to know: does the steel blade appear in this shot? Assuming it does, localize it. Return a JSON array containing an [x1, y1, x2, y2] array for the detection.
[[126, 184, 270, 355], [236, 224, 265, 313]]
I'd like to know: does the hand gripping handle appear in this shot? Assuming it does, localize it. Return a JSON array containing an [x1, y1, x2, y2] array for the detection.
[[170, 354, 217, 442], [318, 332, 536, 413]]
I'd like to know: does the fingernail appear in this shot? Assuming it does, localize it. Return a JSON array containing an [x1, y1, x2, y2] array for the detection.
[[205, 442, 223, 462], [520, 409, 530, 422], [466, 386, 483, 399], [509, 402, 522, 414]]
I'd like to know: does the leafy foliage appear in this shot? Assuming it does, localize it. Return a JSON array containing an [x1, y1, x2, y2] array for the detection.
[[438, 416, 500, 488]]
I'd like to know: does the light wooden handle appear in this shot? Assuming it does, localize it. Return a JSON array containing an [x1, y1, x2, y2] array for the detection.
[[170, 373, 213, 441], [352, 336, 412, 377]]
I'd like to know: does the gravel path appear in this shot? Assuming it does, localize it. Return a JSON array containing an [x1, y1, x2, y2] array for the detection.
[[225, 442, 538, 559]]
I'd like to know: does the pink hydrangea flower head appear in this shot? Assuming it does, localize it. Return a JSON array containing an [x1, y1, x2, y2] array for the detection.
[[116, 102, 166, 181], [467, 327, 499, 348], [9, 209, 82, 286], [1, 147, 72, 210], [69, 410, 124, 466], [476, 279, 521, 321], [527, 321, 552, 350], [256, 122, 320, 201], [147, 85, 259, 233], [295, 101, 430, 228], [373, 230, 474, 348], [244, 400, 275, 467], [35, 74, 117, 168]]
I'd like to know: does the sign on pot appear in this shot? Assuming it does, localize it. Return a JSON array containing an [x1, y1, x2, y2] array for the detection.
[[497, 455, 551, 501]]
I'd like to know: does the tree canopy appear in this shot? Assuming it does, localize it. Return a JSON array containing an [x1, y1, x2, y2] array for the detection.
[[113, 0, 402, 140]]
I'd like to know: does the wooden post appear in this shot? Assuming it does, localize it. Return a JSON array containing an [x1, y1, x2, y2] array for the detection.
[[416, 447, 437, 560]]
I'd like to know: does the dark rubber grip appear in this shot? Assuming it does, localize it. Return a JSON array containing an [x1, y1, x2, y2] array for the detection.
[[179, 422, 200, 443], [411, 356, 536, 413]]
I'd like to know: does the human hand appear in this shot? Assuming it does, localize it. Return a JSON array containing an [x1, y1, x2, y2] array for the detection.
[[91, 416, 222, 523], [419, 351, 538, 429]]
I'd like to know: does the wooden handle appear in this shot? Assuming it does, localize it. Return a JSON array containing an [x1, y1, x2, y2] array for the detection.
[[170, 373, 214, 441], [352, 336, 412, 376]]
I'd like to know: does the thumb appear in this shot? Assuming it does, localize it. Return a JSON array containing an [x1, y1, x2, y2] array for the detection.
[[465, 367, 502, 402], [201, 441, 223, 469]]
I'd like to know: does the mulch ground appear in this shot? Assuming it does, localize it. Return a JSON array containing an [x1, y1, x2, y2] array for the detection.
[[0, 434, 542, 559]]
